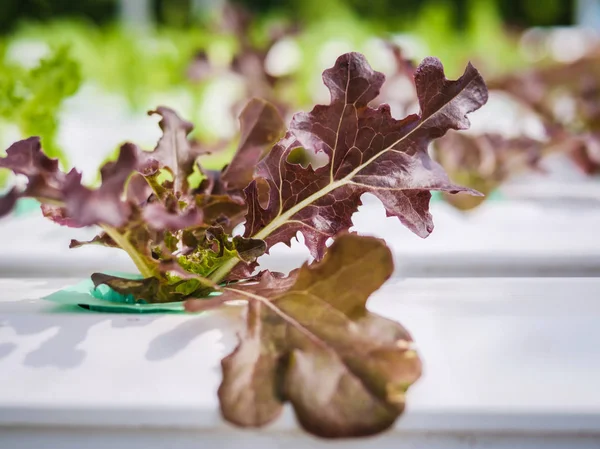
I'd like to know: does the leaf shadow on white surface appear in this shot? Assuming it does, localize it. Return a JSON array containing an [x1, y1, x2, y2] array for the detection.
[[0, 342, 16, 361], [145, 307, 243, 362], [1, 304, 161, 369], [21, 317, 103, 369]]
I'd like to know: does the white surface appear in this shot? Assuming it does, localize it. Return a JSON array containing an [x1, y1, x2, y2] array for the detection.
[[2, 197, 600, 277], [352, 196, 600, 277], [0, 277, 599, 448]]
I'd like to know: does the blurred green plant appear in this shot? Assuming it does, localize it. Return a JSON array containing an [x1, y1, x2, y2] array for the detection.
[[5, 0, 527, 106], [8, 20, 218, 107], [410, 0, 523, 78], [0, 45, 81, 186], [5, 19, 242, 147]]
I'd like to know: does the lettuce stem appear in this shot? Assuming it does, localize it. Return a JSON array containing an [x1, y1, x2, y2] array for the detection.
[[100, 224, 156, 278]]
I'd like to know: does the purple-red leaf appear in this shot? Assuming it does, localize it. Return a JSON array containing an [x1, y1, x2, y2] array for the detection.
[[184, 194, 246, 234], [0, 137, 67, 210], [142, 202, 203, 232], [0, 138, 137, 227], [139, 107, 201, 193], [197, 233, 420, 438], [42, 203, 86, 228], [0, 137, 60, 183], [91, 273, 213, 303], [221, 98, 285, 191], [126, 171, 153, 205], [0, 187, 20, 217], [69, 232, 117, 249], [63, 143, 137, 227], [243, 52, 488, 259]]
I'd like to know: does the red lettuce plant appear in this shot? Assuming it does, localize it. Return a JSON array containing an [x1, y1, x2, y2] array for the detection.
[[0, 52, 487, 438], [489, 50, 600, 174]]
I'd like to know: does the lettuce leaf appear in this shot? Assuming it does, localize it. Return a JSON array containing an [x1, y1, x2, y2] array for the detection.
[[186, 233, 421, 438], [202, 52, 487, 282]]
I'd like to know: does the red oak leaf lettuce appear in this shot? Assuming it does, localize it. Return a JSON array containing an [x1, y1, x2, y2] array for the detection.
[[0, 51, 491, 439]]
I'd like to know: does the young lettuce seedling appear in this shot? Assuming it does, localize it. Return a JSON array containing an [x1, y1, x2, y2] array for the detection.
[[0, 52, 487, 438]]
